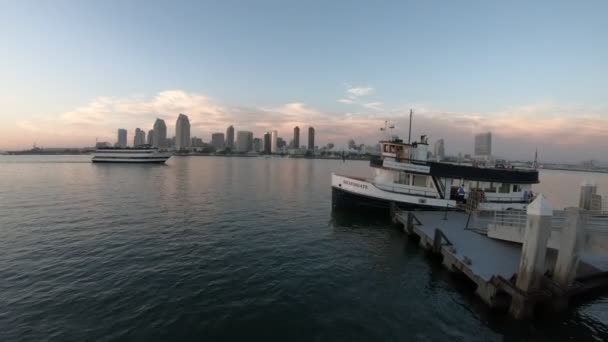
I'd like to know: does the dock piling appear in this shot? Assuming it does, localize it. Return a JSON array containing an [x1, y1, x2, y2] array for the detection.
[[515, 195, 553, 292], [554, 207, 585, 287], [510, 195, 553, 319]]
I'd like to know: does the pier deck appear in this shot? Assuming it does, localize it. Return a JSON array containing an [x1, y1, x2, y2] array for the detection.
[[394, 210, 608, 316], [403, 211, 522, 281]]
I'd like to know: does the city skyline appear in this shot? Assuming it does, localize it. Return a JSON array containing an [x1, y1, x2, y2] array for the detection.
[[1, 2, 607, 162]]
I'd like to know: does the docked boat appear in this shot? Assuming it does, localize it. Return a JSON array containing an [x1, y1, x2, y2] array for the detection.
[[92, 146, 172, 163], [332, 135, 539, 212]]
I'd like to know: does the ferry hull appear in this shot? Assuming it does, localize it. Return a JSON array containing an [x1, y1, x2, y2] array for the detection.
[[331, 173, 453, 212], [92, 158, 169, 164], [331, 186, 445, 211]]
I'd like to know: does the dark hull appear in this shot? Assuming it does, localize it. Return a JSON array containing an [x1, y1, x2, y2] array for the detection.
[[331, 186, 451, 212], [92, 160, 167, 164]]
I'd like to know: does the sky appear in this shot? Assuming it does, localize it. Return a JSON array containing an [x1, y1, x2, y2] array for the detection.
[[1, 0, 607, 162]]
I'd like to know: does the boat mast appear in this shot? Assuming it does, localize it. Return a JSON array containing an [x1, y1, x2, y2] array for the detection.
[[408, 109, 413, 144]]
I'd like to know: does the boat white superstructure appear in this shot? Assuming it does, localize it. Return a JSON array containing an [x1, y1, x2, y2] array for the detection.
[[92, 146, 172, 163], [332, 134, 539, 212]]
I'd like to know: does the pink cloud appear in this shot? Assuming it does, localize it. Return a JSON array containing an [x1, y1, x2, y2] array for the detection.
[[3, 90, 607, 162]]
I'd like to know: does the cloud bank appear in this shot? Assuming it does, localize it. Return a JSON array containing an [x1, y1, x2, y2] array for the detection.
[[7, 89, 608, 162]]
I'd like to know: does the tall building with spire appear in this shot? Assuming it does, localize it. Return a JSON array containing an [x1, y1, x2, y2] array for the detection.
[[308, 126, 315, 151], [153, 118, 167, 148], [226, 125, 235, 149], [117, 129, 127, 148], [293, 126, 300, 149], [175, 113, 191, 151], [134, 128, 146, 147]]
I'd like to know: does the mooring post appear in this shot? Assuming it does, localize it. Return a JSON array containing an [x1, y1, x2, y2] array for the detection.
[[433, 229, 442, 254], [390, 202, 397, 224], [510, 195, 553, 319], [554, 207, 585, 287], [406, 212, 414, 233]]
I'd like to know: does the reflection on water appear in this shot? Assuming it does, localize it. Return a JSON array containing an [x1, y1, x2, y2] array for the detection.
[[0, 155, 607, 341]]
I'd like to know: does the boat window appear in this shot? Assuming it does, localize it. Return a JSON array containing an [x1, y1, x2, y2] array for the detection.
[[513, 184, 522, 192], [484, 182, 497, 193], [412, 175, 427, 187], [499, 183, 510, 193], [395, 172, 410, 185]]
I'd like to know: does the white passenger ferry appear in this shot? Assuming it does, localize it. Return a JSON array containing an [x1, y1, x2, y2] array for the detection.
[[92, 146, 172, 163], [332, 135, 539, 212]]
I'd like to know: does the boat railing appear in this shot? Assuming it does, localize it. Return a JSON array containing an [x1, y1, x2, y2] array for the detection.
[[480, 194, 529, 203], [373, 183, 437, 198]]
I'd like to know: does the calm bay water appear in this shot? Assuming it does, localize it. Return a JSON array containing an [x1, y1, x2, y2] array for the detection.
[[1, 155, 607, 341]]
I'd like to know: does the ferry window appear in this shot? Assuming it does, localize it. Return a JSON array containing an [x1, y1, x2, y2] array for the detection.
[[484, 182, 496, 193], [412, 175, 427, 187], [513, 184, 521, 192], [499, 183, 510, 193], [395, 172, 410, 185]]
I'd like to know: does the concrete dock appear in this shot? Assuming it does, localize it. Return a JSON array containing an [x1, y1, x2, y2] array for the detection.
[[393, 203, 608, 319]]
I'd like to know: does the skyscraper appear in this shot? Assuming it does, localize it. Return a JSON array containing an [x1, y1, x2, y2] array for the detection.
[[253, 138, 262, 152], [153, 118, 167, 148], [293, 126, 300, 149], [147, 129, 154, 145], [271, 130, 278, 154], [236, 131, 253, 152], [211, 133, 225, 150], [134, 128, 145, 147], [226, 125, 235, 149], [117, 129, 127, 148], [263, 132, 271, 154], [433, 139, 445, 161], [175, 113, 191, 151], [308, 126, 315, 151], [474, 132, 492, 156]]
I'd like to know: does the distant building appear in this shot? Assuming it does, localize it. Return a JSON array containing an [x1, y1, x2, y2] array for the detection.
[[236, 131, 253, 152], [147, 129, 154, 145], [474, 132, 492, 157], [277, 137, 286, 150], [253, 138, 262, 152], [134, 128, 146, 147], [433, 139, 445, 161], [96, 141, 111, 148], [153, 118, 167, 148], [308, 126, 315, 150], [175, 113, 191, 151], [211, 133, 225, 150], [271, 130, 278, 154], [117, 129, 127, 148], [191, 137, 204, 147], [226, 125, 235, 149], [263, 132, 272, 154], [293, 126, 300, 149]]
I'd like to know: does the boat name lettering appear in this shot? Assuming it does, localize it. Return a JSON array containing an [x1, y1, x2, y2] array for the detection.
[[343, 180, 368, 189]]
